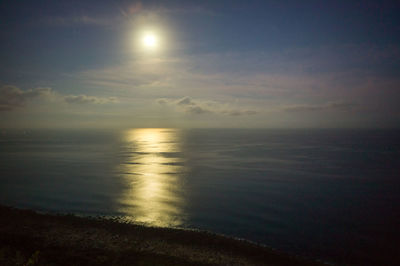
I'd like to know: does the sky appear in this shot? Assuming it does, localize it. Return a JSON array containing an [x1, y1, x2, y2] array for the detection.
[[1, 0, 399, 129]]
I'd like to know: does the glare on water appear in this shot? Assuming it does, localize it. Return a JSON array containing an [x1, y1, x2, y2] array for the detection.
[[118, 128, 185, 227]]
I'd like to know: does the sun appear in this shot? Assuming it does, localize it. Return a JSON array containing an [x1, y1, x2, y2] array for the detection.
[[142, 33, 157, 48], [132, 27, 167, 54]]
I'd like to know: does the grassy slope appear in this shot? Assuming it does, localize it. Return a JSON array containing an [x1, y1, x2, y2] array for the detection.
[[0, 205, 324, 266]]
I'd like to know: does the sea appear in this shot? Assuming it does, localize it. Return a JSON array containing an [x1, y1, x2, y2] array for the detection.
[[1, 128, 399, 264]]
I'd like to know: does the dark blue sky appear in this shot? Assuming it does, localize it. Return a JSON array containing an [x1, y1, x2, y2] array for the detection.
[[1, 0, 399, 128]]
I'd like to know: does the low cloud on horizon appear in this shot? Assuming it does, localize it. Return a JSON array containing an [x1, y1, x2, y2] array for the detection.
[[283, 102, 357, 112], [157, 96, 259, 116], [0, 85, 118, 111]]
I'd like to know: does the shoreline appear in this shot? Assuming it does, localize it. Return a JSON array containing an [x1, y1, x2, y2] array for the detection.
[[0, 205, 324, 265]]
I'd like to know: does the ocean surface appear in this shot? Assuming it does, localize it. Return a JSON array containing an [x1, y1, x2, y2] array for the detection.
[[1, 128, 399, 264]]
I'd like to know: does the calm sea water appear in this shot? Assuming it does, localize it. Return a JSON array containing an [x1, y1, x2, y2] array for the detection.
[[1, 128, 399, 264]]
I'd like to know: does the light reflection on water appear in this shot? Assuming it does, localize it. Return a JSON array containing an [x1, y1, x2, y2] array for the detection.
[[117, 128, 185, 227], [1, 129, 399, 264]]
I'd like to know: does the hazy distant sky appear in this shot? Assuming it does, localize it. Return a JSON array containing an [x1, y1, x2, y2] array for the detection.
[[1, 0, 399, 128]]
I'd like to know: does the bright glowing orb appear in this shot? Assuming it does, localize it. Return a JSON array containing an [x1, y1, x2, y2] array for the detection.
[[142, 33, 157, 48]]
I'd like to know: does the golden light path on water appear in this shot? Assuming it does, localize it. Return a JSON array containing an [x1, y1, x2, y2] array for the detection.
[[118, 128, 185, 227]]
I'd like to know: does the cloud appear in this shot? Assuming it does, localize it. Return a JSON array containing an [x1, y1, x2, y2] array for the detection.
[[120, 2, 143, 16], [44, 2, 215, 28], [43, 15, 114, 27], [64, 95, 118, 104], [0, 85, 118, 111], [185, 105, 210, 114], [283, 102, 357, 112], [157, 96, 258, 116], [0, 85, 54, 111], [176, 96, 195, 106], [156, 98, 168, 105], [222, 110, 259, 116], [119, 2, 217, 17], [159, 96, 213, 114]]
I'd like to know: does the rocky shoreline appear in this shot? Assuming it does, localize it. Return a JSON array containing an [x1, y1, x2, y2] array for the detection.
[[0, 205, 324, 265]]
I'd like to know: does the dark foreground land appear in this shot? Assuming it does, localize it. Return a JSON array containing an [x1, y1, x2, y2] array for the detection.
[[0, 205, 323, 266]]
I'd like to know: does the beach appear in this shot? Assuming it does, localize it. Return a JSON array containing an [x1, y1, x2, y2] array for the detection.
[[0, 205, 323, 265]]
